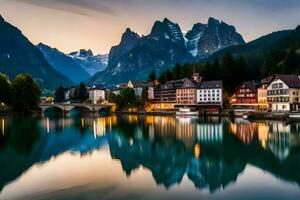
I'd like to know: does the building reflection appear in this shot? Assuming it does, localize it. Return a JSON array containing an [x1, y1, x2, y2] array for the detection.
[[267, 122, 300, 161], [229, 119, 300, 161], [0, 118, 5, 136], [197, 122, 223, 144], [230, 119, 256, 144], [40, 116, 117, 137], [141, 116, 223, 149]]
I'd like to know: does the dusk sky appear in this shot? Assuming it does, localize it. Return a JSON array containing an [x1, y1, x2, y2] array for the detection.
[[0, 0, 299, 54]]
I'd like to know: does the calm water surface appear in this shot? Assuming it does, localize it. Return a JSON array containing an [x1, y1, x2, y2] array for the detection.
[[0, 114, 300, 200]]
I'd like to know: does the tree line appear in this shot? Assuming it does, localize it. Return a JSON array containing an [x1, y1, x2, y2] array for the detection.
[[0, 73, 41, 114]]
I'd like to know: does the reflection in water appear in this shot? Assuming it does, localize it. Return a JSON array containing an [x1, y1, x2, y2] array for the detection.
[[230, 119, 300, 161], [1, 115, 300, 199], [1, 118, 4, 136]]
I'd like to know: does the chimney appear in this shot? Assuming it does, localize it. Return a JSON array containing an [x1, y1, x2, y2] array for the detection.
[[192, 73, 202, 83]]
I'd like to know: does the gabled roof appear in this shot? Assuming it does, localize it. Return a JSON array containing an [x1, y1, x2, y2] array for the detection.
[[89, 84, 105, 90], [236, 81, 258, 92], [157, 78, 186, 90], [261, 75, 276, 85], [180, 78, 196, 88], [198, 80, 223, 89], [273, 74, 300, 88], [128, 80, 151, 88]]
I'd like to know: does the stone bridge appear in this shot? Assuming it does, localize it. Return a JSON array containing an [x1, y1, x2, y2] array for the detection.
[[40, 103, 113, 114]]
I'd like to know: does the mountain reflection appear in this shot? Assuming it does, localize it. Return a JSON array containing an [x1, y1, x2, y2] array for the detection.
[[1, 115, 300, 194]]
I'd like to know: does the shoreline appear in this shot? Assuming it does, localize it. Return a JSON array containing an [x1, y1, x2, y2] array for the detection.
[[2, 108, 300, 122]]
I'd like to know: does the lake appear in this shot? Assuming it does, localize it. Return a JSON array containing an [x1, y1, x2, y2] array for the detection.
[[0, 115, 300, 200]]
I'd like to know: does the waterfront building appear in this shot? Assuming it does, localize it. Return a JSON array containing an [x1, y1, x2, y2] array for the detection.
[[176, 78, 197, 105], [196, 80, 223, 108], [232, 81, 258, 106], [89, 85, 106, 104], [257, 75, 276, 110], [267, 75, 300, 112], [152, 79, 186, 110]]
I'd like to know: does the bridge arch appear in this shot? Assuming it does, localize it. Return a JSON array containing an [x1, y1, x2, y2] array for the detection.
[[70, 105, 93, 113], [40, 103, 112, 115], [41, 105, 65, 113]]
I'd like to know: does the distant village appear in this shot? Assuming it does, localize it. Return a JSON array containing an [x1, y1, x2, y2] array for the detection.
[[46, 73, 300, 117]]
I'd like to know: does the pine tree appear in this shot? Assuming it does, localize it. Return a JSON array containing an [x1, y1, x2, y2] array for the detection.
[[148, 70, 156, 81], [54, 86, 66, 103]]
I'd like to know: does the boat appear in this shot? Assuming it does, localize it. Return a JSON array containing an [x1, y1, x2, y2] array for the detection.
[[243, 112, 252, 119], [289, 113, 300, 119], [176, 108, 199, 116]]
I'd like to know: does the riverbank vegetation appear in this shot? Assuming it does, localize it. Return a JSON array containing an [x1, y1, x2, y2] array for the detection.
[[108, 88, 136, 109], [0, 73, 41, 114]]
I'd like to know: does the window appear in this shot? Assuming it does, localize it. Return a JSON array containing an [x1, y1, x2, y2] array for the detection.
[[279, 83, 283, 88]]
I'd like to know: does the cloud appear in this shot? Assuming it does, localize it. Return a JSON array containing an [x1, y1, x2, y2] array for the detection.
[[12, 0, 117, 16]]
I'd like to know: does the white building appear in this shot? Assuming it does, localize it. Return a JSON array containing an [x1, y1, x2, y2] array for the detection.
[[127, 80, 151, 99], [89, 86, 106, 104], [196, 81, 223, 108], [267, 75, 300, 112]]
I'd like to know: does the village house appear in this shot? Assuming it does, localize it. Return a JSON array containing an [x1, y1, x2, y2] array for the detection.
[[196, 80, 223, 108], [267, 75, 300, 112], [127, 80, 151, 99], [89, 85, 106, 104], [257, 75, 276, 110], [232, 81, 258, 107]]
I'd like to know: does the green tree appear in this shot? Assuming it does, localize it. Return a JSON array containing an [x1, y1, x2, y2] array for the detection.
[[108, 92, 118, 103], [173, 63, 182, 79], [0, 73, 11, 105], [283, 50, 299, 74], [141, 87, 148, 104], [78, 82, 88, 102], [148, 70, 156, 82], [120, 88, 136, 106], [54, 86, 66, 103], [11, 74, 41, 114], [159, 69, 173, 84]]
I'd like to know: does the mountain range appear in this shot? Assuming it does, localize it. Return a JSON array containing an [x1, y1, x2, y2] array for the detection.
[[37, 43, 91, 83], [68, 49, 108, 76], [90, 17, 245, 86], [0, 15, 72, 89]]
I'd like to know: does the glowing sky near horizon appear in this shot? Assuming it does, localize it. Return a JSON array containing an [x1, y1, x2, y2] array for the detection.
[[0, 0, 299, 54]]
